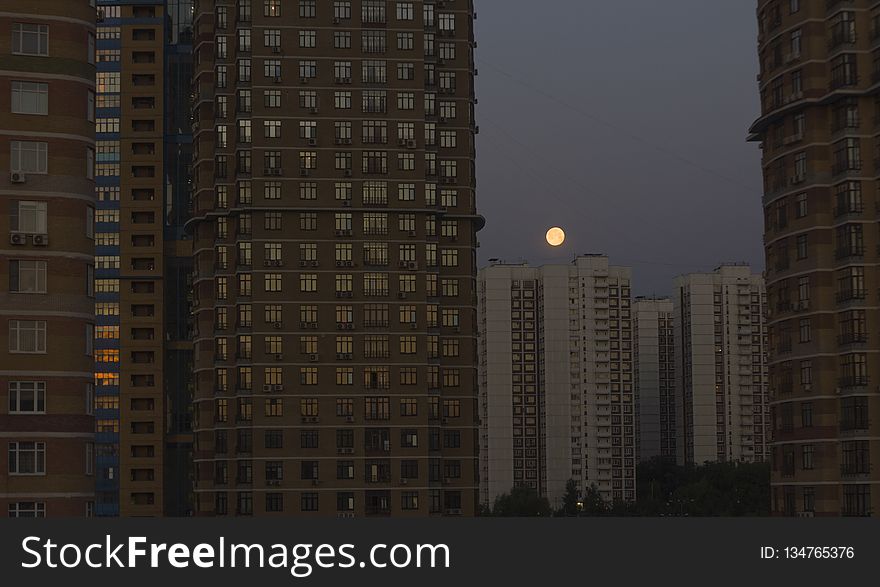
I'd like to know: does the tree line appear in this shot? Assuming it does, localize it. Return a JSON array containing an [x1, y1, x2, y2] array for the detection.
[[483, 458, 771, 517]]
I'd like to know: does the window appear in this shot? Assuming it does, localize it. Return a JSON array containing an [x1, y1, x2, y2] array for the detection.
[[85, 442, 93, 475], [795, 193, 807, 218], [8, 501, 45, 517], [11, 81, 47, 115], [300, 0, 316, 18], [265, 430, 283, 449], [335, 1, 352, 20], [396, 2, 414, 20], [300, 273, 317, 292], [299, 60, 317, 78], [801, 402, 813, 428], [298, 30, 315, 48], [9, 260, 46, 293], [264, 89, 281, 108], [8, 441, 46, 475], [796, 234, 808, 260], [264, 273, 283, 293], [335, 31, 352, 49], [398, 32, 414, 50], [10, 141, 48, 173], [264, 0, 281, 16], [402, 492, 418, 510], [802, 444, 814, 470], [264, 120, 281, 138], [301, 492, 318, 512], [9, 320, 46, 353], [12, 24, 48, 56], [265, 211, 282, 230], [265, 493, 283, 512], [8, 381, 45, 414]]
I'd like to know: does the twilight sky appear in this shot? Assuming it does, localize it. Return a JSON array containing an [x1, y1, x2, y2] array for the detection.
[[473, 0, 764, 295]]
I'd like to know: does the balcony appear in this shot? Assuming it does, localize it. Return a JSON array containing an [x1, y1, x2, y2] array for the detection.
[[828, 32, 857, 52], [830, 75, 859, 92], [840, 463, 870, 477], [838, 376, 869, 390], [840, 416, 870, 434], [832, 160, 862, 178], [835, 202, 864, 219], [835, 289, 867, 304], [838, 333, 868, 347], [834, 247, 864, 261]]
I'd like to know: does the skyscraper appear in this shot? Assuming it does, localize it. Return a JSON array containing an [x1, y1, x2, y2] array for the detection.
[[478, 256, 636, 509], [633, 297, 675, 463], [93, 0, 194, 517], [0, 0, 96, 517], [673, 265, 769, 467], [750, 0, 878, 516], [190, 0, 481, 516]]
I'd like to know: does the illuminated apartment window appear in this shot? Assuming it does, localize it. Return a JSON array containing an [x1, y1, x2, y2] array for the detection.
[[299, 274, 317, 292]]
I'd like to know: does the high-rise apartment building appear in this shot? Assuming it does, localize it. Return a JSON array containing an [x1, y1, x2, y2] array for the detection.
[[633, 297, 675, 463], [478, 256, 636, 509], [673, 265, 769, 467], [0, 0, 96, 517], [751, 0, 880, 516], [190, 0, 480, 516], [93, 0, 194, 517]]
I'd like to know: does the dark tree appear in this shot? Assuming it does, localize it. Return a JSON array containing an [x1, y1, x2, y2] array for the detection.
[[635, 458, 770, 517], [558, 479, 580, 516], [491, 486, 552, 517], [580, 484, 609, 516]]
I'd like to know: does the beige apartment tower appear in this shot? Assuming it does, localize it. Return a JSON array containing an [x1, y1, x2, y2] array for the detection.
[[751, 0, 880, 516], [478, 256, 637, 509], [673, 266, 770, 467], [190, 0, 481, 516], [0, 0, 96, 517]]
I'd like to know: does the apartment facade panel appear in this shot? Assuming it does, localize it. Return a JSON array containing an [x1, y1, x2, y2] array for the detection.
[[673, 266, 769, 467], [478, 256, 636, 510], [634, 297, 675, 463], [94, 0, 194, 517], [0, 0, 97, 517], [752, 0, 880, 516], [190, 0, 480, 516]]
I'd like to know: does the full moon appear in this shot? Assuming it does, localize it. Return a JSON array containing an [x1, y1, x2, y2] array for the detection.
[[546, 227, 566, 247]]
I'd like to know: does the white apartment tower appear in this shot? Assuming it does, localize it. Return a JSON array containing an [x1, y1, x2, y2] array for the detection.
[[478, 255, 636, 509], [634, 298, 676, 463], [673, 265, 770, 466]]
